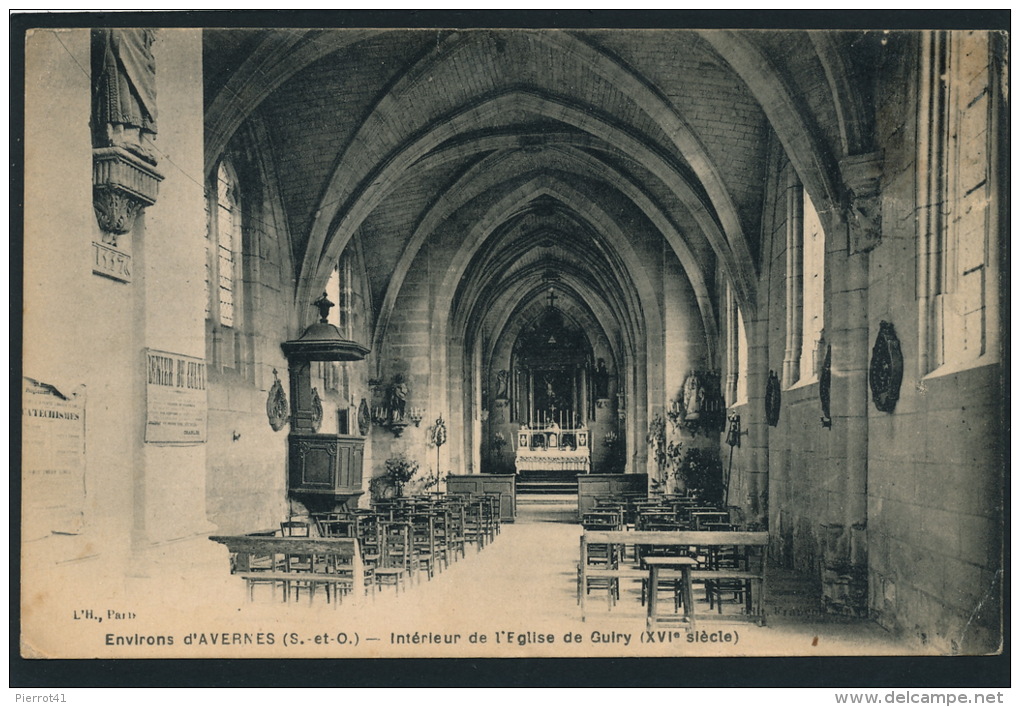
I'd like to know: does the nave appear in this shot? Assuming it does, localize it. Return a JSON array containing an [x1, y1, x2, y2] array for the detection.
[[21, 21, 1005, 661]]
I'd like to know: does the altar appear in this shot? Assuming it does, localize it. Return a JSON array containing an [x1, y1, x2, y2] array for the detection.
[[514, 423, 591, 474]]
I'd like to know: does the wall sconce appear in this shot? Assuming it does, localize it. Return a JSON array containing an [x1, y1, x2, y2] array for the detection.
[[372, 406, 408, 437], [407, 407, 425, 427], [666, 400, 683, 431]]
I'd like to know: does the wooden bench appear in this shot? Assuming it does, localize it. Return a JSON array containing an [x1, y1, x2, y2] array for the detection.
[[579, 530, 769, 626], [209, 535, 366, 606]]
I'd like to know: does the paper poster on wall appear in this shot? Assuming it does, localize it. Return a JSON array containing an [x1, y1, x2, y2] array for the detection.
[[145, 348, 208, 444], [22, 377, 87, 540]]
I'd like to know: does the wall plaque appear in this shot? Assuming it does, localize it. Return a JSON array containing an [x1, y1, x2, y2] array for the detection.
[[22, 377, 86, 539], [92, 241, 132, 282], [267, 369, 289, 432], [145, 349, 208, 443], [869, 321, 903, 413], [765, 370, 782, 427], [820, 343, 832, 428]]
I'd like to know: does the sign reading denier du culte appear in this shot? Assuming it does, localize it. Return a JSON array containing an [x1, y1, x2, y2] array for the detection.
[[145, 349, 208, 444]]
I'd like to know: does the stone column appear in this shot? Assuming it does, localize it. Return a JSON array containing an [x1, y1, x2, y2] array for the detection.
[[819, 155, 880, 614], [743, 314, 769, 526], [133, 29, 216, 556]]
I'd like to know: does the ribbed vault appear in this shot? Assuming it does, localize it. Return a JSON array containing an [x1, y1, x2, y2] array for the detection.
[[203, 26, 881, 474]]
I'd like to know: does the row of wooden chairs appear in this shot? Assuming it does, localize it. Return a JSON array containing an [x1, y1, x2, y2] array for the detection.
[[580, 495, 753, 614], [304, 494, 500, 597]]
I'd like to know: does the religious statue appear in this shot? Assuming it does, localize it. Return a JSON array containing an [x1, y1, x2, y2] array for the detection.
[[91, 29, 158, 164], [495, 369, 509, 399], [594, 358, 610, 399], [389, 374, 408, 422], [543, 374, 558, 416], [681, 370, 706, 421]]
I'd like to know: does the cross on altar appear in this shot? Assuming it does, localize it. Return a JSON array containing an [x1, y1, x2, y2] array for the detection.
[[546, 287, 558, 308]]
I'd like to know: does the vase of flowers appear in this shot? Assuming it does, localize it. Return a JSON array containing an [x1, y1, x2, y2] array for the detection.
[[383, 453, 419, 498]]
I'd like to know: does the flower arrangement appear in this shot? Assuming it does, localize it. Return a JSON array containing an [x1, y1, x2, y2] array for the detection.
[[369, 452, 420, 499], [603, 430, 626, 473], [492, 431, 507, 457], [676, 447, 724, 505], [646, 413, 683, 492]]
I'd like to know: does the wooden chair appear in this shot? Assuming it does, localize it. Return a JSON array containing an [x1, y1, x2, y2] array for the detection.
[[463, 499, 488, 550], [375, 522, 417, 593], [430, 507, 452, 572], [440, 500, 467, 562], [279, 520, 314, 601], [411, 514, 437, 580]]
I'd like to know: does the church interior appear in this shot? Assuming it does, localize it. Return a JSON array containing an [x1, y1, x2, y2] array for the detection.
[[20, 23, 1005, 659]]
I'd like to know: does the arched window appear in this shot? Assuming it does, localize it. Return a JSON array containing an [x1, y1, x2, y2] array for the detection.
[[919, 30, 1001, 374], [800, 191, 825, 382], [208, 162, 240, 327], [206, 160, 244, 370], [783, 175, 826, 387], [725, 285, 749, 406], [736, 305, 748, 404]]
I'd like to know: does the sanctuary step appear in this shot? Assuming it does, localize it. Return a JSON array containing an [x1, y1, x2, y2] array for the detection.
[[517, 468, 578, 495]]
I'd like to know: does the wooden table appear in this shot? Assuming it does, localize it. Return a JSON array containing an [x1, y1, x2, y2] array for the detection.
[[644, 556, 698, 630], [579, 530, 769, 625]]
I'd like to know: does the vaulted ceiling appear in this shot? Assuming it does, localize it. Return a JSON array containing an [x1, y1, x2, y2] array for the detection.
[[204, 28, 880, 343]]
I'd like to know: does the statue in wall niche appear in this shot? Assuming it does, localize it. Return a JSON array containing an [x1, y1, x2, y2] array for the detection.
[[495, 369, 509, 400], [681, 370, 706, 421], [594, 358, 610, 399], [91, 29, 158, 164], [388, 374, 408, 422]]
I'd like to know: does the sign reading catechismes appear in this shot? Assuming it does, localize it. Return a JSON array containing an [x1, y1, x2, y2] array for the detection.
[[144, 349, 208, 444]]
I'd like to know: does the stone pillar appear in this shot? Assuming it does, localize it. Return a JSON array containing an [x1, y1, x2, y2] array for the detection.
[[744, 314, 769, 526], [820, 157, 878, 614], [133, 29, 216, 555]]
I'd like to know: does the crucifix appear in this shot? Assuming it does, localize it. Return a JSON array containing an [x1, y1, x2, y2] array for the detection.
[[546, 287, 558, 309]]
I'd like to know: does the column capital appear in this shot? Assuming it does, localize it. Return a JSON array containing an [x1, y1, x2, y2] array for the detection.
[[841, 151, 884, 254]]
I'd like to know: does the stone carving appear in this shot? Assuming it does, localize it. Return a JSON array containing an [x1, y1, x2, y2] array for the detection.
[[842, 151, 883, 254], [91, 29, 158, 162], [91, 29, 163, 240], [92, 189, 143, 240], [92, 146, 163, 238]]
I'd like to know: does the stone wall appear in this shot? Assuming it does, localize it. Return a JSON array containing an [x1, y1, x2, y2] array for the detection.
[[746, 34, 1004, 653]]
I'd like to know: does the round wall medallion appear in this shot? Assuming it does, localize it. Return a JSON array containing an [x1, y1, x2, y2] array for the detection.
[[266, 371, 289, 431], [357, 398, 371, 436], [869, 320, 903, 413], [765, 370, 782, 427]]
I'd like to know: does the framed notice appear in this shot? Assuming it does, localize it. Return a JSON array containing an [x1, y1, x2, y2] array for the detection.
[[22, 377, 86, 539], [144, 349, 208, 444]]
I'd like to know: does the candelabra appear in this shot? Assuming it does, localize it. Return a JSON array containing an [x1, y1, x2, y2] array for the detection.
[[372, 405, 425, 436], [666, 400, 683, 431]]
